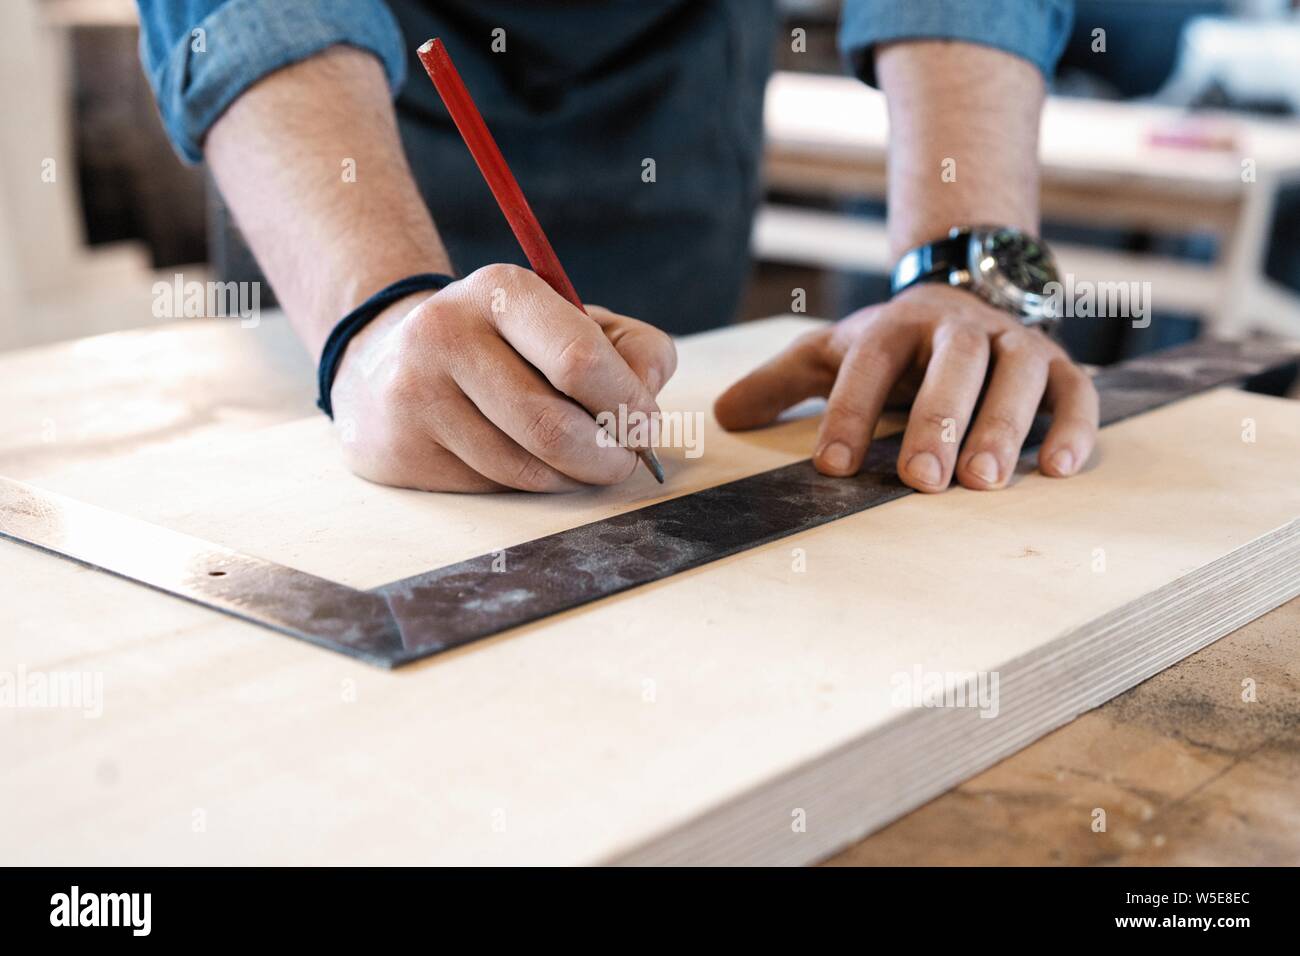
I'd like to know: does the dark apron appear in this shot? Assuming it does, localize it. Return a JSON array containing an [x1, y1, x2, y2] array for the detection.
[[386, 0, 774, 334]]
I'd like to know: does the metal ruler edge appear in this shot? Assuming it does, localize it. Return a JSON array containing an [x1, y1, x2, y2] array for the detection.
[[1, 337, 1295, 667]]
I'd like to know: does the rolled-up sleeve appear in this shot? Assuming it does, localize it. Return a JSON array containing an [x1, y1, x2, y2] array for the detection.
[[136, 0, 407, 163], [839, 0, 1074, 87]]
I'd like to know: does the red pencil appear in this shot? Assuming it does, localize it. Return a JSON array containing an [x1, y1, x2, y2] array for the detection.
[[416, 38, 665, 484]]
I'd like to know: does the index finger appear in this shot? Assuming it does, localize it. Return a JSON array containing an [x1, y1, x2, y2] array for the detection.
[[470, 266, 663, 440], [1038, 357, 1099, 477], [815, 323, 920, 476]]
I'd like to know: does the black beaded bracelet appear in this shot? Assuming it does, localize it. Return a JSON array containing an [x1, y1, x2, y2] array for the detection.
[[316, 273, 456, 418]]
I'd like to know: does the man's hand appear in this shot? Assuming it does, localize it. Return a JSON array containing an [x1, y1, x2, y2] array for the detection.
[[329, 263, 677, 493], [203, 50, 677, 494], [715, 39, 1097, 493], [714, 284, 1098, 492]]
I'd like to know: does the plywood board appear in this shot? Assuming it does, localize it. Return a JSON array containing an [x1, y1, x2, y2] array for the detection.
[[1, 318, 1297, 865]]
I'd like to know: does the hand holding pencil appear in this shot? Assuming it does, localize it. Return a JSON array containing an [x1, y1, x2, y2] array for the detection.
[[416, 38, 666, 483], [322, 43, 676, 494], [329, 263, 676, 493]]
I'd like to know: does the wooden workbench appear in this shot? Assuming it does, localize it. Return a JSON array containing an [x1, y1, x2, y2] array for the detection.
[[1, 314, 1295, 865]]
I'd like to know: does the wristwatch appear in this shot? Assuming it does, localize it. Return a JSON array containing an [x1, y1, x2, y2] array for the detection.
[[890, 226, 1062, 331]]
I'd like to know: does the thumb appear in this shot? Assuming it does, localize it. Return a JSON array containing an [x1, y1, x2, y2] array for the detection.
[[589, 306, 677, 396], [714, 334, 833, 431]]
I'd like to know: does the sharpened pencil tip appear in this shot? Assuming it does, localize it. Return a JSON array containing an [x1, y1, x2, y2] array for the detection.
[[640, 448, 665, 484]]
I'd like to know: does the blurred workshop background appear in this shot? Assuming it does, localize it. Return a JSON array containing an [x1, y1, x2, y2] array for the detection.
[[2, 0, 1299, 365]]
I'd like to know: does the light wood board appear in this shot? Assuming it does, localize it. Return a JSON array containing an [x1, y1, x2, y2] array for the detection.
[[1, 317, 1297, 864], [825, 598, 1300, 866]]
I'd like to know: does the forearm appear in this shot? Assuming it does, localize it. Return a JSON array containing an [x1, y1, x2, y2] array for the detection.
[[878, 41, 1044, 257], [205, 46, 451, 358]]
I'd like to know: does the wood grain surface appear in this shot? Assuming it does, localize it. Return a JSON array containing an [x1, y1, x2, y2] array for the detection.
[[826, 599, 1300, 866], [1, 315, 1295, 865]]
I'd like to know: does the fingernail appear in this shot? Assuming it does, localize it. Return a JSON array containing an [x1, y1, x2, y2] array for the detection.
[[968, 451, 1000, 485], [644, 368, 661, 395], [820, 441, 852, 474], [1050, 449, 1075, 475], [907, 451, 942, 486]]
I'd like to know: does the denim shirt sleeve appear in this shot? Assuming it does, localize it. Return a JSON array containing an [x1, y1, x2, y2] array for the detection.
[[136, 0, 408, 163], [838, 0, 1074, 87]]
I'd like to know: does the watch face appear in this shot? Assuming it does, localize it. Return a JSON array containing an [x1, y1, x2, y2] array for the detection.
[[987, 229, 1057, 294]]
